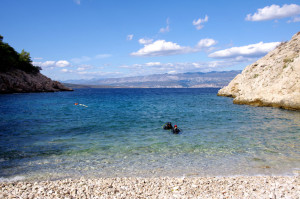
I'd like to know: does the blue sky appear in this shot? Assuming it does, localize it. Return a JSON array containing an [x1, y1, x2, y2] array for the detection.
[[1, 0, 300, 81]]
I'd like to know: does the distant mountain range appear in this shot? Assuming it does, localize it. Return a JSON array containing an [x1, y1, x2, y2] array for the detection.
[[63, 70, 241, 88]]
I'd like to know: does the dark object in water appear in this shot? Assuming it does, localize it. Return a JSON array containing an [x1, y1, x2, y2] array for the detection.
[[163, 122, 173, 130], [172, 125, 181, 134]]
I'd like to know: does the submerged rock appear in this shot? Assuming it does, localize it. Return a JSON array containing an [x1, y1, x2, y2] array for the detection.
[[0, 69, 73, 94], [218, 31, 300, 110]]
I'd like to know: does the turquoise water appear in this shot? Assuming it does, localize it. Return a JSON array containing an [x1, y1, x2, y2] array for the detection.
[[0, 88, 299, 181]]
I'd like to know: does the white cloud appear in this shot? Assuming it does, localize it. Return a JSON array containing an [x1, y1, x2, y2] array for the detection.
[[138, 38, 153, 45], [168, 70, 177, 74], [197, 38, 217, 48], [33, 57, 43, 60], [132, 38, 218, 57], [127, 34, 134, 41], [246, 4, 300, 21], [33, 61, 55, 68], [145, 62, 161, 66], [209, 42, 280, 59], [56, 60, 70, 67], [159, 18, 170, 33], [193, 15, 208, 30], [76, 64, 94, 72], [131, 40, 191, 57], [33, 60, 70, 68]]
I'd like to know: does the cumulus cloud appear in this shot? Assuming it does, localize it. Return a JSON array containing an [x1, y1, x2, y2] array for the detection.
[[33, 61, 55, 68], [132, 38, 218, 57], [145, 62, 161, 66], [159, 18, 170, 33], [209, 41, 280, 59], [127, 34, 134, 41], [138, 38, 154, 45], [131, 40, 191, 57], [33, 60, 70, 68], [193, 15, 208, 30], [246, 4, 300, 21], [56, 60, 70, 67], [197, 38, 217, 48]]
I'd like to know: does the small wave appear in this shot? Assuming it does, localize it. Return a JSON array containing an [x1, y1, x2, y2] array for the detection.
[[0, 176, 25, 182]]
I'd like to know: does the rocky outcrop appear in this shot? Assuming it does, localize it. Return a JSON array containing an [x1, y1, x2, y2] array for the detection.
[[218, 31, 300, 110], [0, 69, 73, 94]]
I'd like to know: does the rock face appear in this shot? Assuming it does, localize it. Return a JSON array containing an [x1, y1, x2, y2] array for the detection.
[[218, 32, 300, 110], [0, 69, 73, 94]]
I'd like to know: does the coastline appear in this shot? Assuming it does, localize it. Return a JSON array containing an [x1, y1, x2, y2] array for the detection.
[[1, 176, 299, 198]]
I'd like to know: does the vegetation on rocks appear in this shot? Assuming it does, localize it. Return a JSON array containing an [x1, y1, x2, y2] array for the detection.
[[0, 35, 72, 93], [0, 35, 41, 74]]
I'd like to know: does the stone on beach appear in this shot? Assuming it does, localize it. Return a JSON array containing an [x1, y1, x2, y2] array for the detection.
[[0, 176, 299, 198]]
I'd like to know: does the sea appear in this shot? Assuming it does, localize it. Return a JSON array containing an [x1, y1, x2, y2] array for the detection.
[[0, 88, 299, 181]]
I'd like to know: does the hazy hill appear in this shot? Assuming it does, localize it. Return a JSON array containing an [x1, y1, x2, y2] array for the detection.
[[65, 70, 241, 88]]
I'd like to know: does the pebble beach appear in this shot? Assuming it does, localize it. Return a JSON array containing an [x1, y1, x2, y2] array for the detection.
[[1, 176, 299, 198]]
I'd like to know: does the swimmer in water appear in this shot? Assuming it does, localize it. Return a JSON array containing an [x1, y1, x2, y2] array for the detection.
[[172, 125, 180, 134]]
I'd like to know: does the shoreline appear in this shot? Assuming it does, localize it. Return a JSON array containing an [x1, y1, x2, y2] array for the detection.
[[1, 176, 299, 198]]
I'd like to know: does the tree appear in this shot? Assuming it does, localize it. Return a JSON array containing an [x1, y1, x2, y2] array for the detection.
[[19, 49, 32, 63]]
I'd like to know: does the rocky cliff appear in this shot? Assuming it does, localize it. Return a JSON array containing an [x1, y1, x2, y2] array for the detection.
[[0, 69, 73, 94], [218, 31, 300, 110]]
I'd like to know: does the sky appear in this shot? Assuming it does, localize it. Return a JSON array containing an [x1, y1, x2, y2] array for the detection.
[[1, 0, 300, 81]]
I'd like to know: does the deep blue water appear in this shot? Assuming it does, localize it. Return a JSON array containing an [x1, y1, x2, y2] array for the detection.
[[0, 88, 299, 181]]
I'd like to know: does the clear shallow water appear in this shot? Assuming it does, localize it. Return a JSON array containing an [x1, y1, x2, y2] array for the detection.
[[0, 88, 299, 181]]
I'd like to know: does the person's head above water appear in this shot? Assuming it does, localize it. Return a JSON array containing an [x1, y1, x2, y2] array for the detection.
[[174, 125, 177, 128]]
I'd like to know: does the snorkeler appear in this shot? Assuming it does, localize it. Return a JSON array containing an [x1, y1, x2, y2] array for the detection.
[[163, 122, 173, 130], [172, 125, 180, 134]]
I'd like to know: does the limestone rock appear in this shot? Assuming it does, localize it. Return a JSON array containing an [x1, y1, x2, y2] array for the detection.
[[0, 69, 72, 94], [218, 31, 300, 110]]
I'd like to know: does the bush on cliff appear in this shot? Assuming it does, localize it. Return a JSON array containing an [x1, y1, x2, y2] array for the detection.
[[0, 35, 41, 74]]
